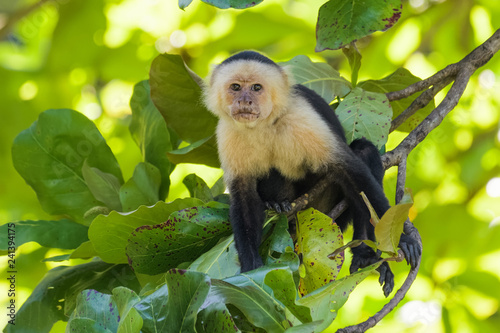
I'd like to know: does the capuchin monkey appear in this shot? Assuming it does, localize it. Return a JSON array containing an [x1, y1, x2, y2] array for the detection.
[[203, 51, 420, 296]]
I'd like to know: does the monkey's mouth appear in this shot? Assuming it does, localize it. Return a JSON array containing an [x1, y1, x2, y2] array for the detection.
[[231, 108, 260, 122]]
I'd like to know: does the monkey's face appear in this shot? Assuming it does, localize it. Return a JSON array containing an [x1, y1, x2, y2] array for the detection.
[[225, 79, 271, 123], [204, 61, 291, 125]]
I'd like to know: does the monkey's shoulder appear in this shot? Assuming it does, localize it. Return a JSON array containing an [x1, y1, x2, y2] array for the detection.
[[216, 98, 341, 180]]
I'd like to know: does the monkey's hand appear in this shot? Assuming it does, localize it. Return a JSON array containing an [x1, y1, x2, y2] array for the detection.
[[399, 233, 422, 269], [264, 200, 292, 214], [350, 244, 394, 297]]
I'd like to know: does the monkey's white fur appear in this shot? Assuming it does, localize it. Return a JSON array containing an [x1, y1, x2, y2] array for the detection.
[[203, 60, 343, 182]]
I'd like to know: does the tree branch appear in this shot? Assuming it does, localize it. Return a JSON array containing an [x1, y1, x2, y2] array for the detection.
[[284, 29, 500, 333]]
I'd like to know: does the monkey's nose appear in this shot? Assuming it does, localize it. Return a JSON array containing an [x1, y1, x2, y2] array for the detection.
[[238, 99, 252, 106]]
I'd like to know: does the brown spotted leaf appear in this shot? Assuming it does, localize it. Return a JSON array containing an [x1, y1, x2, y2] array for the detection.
[[358, 68, 436, 132], [316, 0, 403, 51], [336, 87, 393, 149], [126, 203, 231, 275], [295, 208, 344, 297]]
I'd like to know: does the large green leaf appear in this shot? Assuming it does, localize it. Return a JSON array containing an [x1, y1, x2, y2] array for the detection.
[[126, 204, 232, 274], [11, 109, 123, 225], [200, 0, 263, 9], [167, 135, 220, 168], [0, 219, 88, 251], [358, 68, 436, 132], [89, 198, 203, 264], [81, 159, 122, 212], [280, 55, 351, 103], [164, 269, 211, 332], [264, 269, 312, 325], [149, 54, 217, 143], [129, 80, 173, 199], [67, 287, 143, 333], [260, 215, 294, 265], [296, 263, 381, 331], [183, 173, 226, 203], [316, 0, 403, 51], [134, 284, 169, 333], [336, 87, 393, 148], [196, 303, 241, 333], [188, 235, 240, 279], [4, 261, 139, 333], [295, 209, 344, 297], [207, 277, 287, 332], [119, 162, 161, 212]]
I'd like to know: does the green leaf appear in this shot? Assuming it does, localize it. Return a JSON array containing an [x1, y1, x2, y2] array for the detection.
[[89, 198, 203, 264], [167, 135, 220, 168], [119, 162, 161, 212], [295, 208, 344, 296], [336, 87, 393, 149], [183, 173, 215, 202], [67, 287, 143, 333], [70, 240, 98, 259], [316, 0, 403, 51], [280, 55, 351, 103], [296, 262, 381, 331], [12, 109, 123, 225], [207, 277, 286, 333], [211, 176, 226, 197], [135, 284, 169, 333], [197, 303, 241, 333], [126, 204, 232, 274], [65, 318, 113, 333], [358, 68, 435, 132], [342, 43, 362, 87], [264, 269, 312, 325], [82, 159, 122, 212], [376, 201, 413, 254], [134, 284, 169, 333], [149, 54, 218, 143], [0, 219, 88, 251], [4, 261, 139, 333], [114, 287, 143, 333], [164, 269, 211, 332], [260, 215, 294, 265], [200, 0, 263, 9], [129, 80, 173, 200], [188, 235, 240, 279], [284, 321, 324, 332], [178, 0, 193, 10], [360, 191, 381, 227]]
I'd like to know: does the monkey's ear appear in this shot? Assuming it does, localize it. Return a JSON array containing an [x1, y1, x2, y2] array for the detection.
[[206, 64, 219, 86], [280, 65, 296, 87]]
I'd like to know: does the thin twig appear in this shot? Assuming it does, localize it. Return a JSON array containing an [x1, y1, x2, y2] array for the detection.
[[395, 158, 407, 204], [337, 226, 421, 333], [389, 76, 454, 132]]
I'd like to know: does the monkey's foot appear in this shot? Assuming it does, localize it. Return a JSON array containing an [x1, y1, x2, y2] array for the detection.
[[264, 200, 292, 213], [350, 244, 394, 297], [399, 233, 422, 269]]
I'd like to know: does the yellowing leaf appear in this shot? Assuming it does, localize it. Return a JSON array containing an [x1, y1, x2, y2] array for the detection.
[[295, 208, 344, 296]]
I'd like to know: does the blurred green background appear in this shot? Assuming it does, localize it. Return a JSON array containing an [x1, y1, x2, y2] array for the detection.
[[0, 0, 499, 332]]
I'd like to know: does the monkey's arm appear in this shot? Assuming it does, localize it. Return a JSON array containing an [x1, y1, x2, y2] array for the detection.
[[229, 176, 266, 272]]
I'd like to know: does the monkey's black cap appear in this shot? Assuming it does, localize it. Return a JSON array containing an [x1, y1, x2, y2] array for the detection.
[[220, 51, 280, 68]]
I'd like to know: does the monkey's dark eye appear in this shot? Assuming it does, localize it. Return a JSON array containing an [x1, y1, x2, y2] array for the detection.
[[230, 83, 241, 91], [252, 84, 262, 91]]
